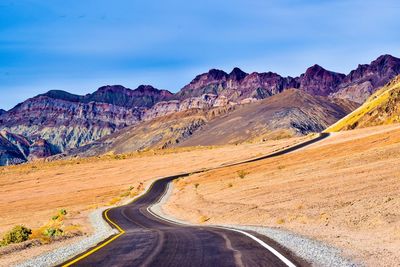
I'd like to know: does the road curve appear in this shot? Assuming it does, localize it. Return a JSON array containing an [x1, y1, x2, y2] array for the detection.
[[60, 133, 329, 267]]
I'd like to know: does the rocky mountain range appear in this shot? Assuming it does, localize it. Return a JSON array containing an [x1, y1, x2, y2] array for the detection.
[[0, 54, 399, 165], [176, 55, 400, 104], [62, 89, 357, 157]]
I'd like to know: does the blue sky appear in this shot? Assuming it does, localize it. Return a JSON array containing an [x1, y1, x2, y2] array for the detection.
[[0, 0, 399, 109]]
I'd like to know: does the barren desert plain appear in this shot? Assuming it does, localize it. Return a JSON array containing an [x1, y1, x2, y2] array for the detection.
[[163, 124, 400, 266], [1, 124, 400, 266], [0, 136, 309, 265]]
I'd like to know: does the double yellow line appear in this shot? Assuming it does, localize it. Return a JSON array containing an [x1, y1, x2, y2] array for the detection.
[[61, 178, 166, 266]]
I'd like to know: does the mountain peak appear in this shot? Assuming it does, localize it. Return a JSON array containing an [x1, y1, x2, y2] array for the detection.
[[207, 69, 228, 80], [299, 64, 345, 96], [371, 54, 400, 68], [305, 64, 327, 75], [134, 85, 173, 97], [374, 54, 398, 62], [229, 67, 248, 81], [96, 85, 128, 93], [135, 84, 157, 92], [40, 90, 83, 102]]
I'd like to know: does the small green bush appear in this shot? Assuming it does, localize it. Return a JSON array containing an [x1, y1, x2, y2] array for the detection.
[[0, 225, 31, 246], [59, 209, 67, 215], [43, 227, 63, 237], [51, 215, 59, 221]]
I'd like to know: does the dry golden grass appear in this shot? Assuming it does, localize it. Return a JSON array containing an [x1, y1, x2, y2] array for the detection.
[[164, 124, 400, 266]]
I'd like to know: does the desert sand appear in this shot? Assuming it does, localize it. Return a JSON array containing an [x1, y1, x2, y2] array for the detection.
[[0, 136, 308, 265], [164, 124, 400, 266]]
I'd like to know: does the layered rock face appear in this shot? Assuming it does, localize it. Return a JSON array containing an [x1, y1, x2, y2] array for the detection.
[[0, 131, 55, 165], [67, 89, 358, 157], [177, 89, 359, 147], [0, 133, 28, 166], [297, 64, 345, 96], [143, 94, 231, 121], [0, 85, 172, 154], [176, 68, 298, 102]]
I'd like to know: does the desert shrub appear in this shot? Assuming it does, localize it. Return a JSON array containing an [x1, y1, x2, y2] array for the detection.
[[108, 197, 121, 205], [199, 215, 210, 223], [43, 227, 63, 237], [194, 183, 200, 189], [113, 154, 127, 160], [237, 170, 249, 179], [59, 209, 67, 215], [276, 218, 285, 224], [51, 215, 59, 221], [227, 183, 233, 188], [120, 191, 130, 197], [0, 225, 32, 246]]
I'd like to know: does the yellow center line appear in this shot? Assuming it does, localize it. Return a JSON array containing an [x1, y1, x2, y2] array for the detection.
[[62, 209, 125, 267]]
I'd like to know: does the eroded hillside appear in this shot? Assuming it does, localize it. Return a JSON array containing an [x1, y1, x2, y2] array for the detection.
[[327, 75, 400, 131]]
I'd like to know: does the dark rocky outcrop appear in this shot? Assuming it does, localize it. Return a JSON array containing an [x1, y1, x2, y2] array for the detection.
[[296, 64, 345, 96]]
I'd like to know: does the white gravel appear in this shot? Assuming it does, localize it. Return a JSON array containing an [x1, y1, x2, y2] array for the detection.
[[150, 182, 361, 267]]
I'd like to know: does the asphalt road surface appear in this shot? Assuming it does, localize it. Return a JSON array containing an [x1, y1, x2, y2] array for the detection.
[[61, 133, 329, 267]]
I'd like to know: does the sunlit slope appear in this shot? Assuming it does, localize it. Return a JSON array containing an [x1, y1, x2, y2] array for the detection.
[[326, 75, 400, 132]]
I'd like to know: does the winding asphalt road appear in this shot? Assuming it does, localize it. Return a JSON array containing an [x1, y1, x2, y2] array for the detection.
[[61, 133, 329, 267]]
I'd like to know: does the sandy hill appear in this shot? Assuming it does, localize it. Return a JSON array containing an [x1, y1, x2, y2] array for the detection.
[[326, 75, 400, 131]]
